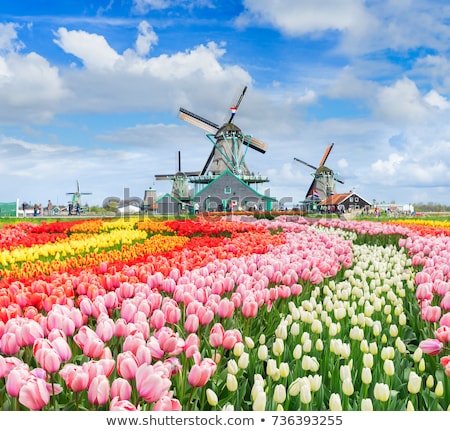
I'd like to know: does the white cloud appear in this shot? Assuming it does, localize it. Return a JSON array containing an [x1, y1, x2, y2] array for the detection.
[[54, 28, 122, 71], [372, 77, 430, 125], [237, 0, 372, 36], [134, 21, 158, 57]]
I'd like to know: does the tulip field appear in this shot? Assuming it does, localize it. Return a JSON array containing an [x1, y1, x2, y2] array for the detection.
[[1, 214, 450, 412]]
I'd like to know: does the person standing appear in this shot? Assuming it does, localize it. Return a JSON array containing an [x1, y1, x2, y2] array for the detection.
[[47, 200, 53, 216]]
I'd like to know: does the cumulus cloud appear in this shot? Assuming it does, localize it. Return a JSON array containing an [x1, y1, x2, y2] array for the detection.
[[54, 28, 121, 70], [372, 77, 430, 125]]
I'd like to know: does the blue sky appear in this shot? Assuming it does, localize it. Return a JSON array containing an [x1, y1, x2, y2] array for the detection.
[[1, 0, 450, 209]]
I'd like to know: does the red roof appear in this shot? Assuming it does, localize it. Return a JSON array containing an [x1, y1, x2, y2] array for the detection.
[[319, 193, 352, 206]]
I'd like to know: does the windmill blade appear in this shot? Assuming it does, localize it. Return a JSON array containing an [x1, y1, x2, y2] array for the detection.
[[318, 143, 334, 167], [155, 174, 174, 181], [179, 108, 219, 134], [228, 85, 247, 123], [294, 157, 317, 171], [305, 179, 316, 200], [335, 177, 345, 184], [184, 171, 201, 176], [201, 147, 215, 175], [243, 136, 267, 154]]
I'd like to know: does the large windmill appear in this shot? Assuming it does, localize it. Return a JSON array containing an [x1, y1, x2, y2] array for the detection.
[[155, 151, 199, 201], [178, 86, 268, 182], [66, 180, 92, 207], [294, 143, 344, 202]]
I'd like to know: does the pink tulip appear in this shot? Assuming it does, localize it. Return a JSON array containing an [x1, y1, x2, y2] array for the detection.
[[188, 364, 212, 387], [20, 320, 44, 346], [218, 298, 235, 318], [440, 292, 450, 310], [222, 329, 242, 350], [435, 325, 450, 343], [422, 305, 441, 323], [34, 347, 62, 374], [441, 312, 450, 327], [51, 337, 72, 362], [416, 283, 433, 301], [242, 298, 258, 318], [82, 337, 105, 359], [184, 334, 200, 358], [109, 396, 137, 411], [114, 318, 129, 337], [184, 314, 199, 333], [209, 323, 224, 348], [121, 301, 138, 323], [0, 332, 20, 355], [6, 367, 30, 397], [96, 316, 115, 342], [197, 307, 214, 325], [19, 376, 50, 410], [88, 374, 110, 405], [0, 355, 23, 378], [110, 378, 132, 401], [153, 393, 182, 411], [419, 338, 443, 356], [117, 351, 139, 380], [59, 364, 89, 392], [135, 344, 152, 365], [150, 309, 166, 329], [135, 363, 171, 403]]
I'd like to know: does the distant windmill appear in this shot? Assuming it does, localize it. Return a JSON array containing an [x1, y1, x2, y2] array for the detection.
[[155, 151, 199, 200], [294, 143, 344, 202], [66, 180, 92, 207]]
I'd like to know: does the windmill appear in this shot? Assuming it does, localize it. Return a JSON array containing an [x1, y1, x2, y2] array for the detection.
[[155, 151, 199, 201], [294, 143, 344, 202], [178, 86, 268, 179], [66, 180, 92, 207]]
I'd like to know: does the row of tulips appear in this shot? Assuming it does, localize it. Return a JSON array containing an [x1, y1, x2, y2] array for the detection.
[[0, 215, 449, 411]]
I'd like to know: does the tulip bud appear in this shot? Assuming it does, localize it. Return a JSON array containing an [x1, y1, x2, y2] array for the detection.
[[252, 391, 266, 411], [407, 371, 421, 394], [300, 385, 312, 404], [206, 388, 218, 407], [233, 342, 244, 357], [258, 345, 268, 361], [342, 378, 354, 396], [435, 381, 444, 397], [226, 373, 238, 392], [374, 383, 390, 402], [361, 367, 372, 385], [273, 338, 284, 356], [329, 393, 342, 411], [293, 344, 302, 360], [279, 362, 289, 378], [406, 400, 414, 411], [383, 359, 395, 377], [361, 398, 373, 411], [227, 359, 238, 375], [273, 384, 286, 404], [238, 352, 249, 370]]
